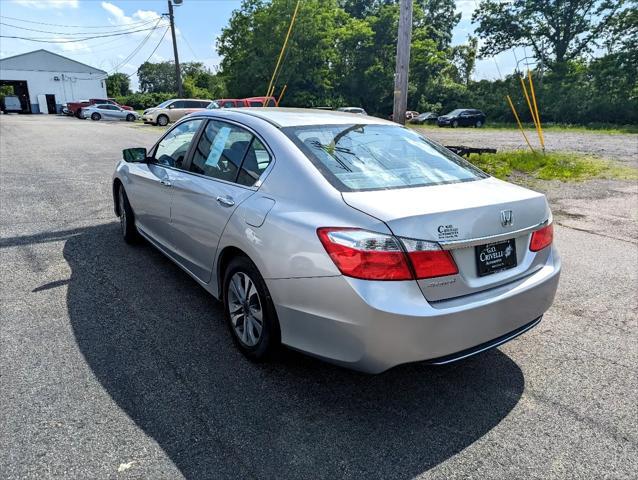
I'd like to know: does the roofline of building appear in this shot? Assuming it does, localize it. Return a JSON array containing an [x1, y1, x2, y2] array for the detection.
[[0, 49, 107, 75]]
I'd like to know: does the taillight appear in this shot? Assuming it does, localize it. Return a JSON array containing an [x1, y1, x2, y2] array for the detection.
[[317, 228, 412, 280], [530, 223, 553, 251], [317, 228, 458, 281], [401, 238, 459, 278]]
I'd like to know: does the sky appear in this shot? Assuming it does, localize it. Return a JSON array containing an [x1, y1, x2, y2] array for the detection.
[[0, 0, 533, 91]]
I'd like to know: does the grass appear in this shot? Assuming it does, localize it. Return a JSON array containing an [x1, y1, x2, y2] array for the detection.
[[467, 150, 638, 182], [414, 123, 638, 134]]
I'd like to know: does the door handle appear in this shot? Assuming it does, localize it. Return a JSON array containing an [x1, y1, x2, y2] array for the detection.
[[160, 179, 172, 187], [216, 195, 235, 207]]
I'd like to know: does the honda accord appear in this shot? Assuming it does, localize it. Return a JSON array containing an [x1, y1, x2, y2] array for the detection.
[[112, 108, 560, 373]]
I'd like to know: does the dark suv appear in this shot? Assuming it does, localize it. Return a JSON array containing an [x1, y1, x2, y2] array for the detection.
[[437, 109, 486, 128]]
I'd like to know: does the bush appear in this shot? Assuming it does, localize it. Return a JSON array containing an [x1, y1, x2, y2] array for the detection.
[[113, 92, 174, 110]]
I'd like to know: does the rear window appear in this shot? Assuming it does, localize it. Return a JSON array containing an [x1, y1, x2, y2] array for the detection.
[[249, 101, 263, 107], [283, 124, 487, 192]]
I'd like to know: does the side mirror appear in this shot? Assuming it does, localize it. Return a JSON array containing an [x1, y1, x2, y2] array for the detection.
[[122, 147, 147, 163]]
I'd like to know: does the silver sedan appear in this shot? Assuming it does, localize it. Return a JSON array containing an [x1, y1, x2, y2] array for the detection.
[[82, 104, 139, 122], [112, 108, 560, 373]]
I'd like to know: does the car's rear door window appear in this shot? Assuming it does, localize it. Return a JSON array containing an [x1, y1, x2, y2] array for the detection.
[[283, 124, 487, 192], [249, 101, 263, 107], [189, 120, 271, 186]]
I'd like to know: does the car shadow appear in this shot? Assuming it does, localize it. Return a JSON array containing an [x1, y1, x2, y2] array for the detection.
[[10, 223, 525, 479]]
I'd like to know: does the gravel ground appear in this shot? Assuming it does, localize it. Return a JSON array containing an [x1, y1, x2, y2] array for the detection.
[[1, 115, 637, 479], [416, 126, 638, 167]]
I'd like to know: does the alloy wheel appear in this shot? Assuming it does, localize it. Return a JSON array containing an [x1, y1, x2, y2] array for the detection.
[[227, 272, 263, 347]]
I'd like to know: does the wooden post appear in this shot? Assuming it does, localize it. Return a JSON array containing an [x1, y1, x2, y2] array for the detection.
[[167, 0, 183, 97], [392, 0, 412, 125]]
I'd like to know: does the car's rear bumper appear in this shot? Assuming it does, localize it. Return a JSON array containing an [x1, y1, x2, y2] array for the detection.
[[267, 246, 560, 373]]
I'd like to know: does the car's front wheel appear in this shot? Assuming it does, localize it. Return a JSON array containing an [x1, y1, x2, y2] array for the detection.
[[126, 113, 135, 122], [157, 114, 169, 127], [451, 120, 458, 128], [91, 112, 101, 121], [224, 256, 280, 361], [117, 185, 139, 244]]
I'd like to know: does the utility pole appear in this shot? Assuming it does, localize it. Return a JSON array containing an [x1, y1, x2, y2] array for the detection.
[[167, 0, 183, 97], [392, 0, 413, 125]]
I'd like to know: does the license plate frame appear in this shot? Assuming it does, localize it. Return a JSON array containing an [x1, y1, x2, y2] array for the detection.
[[475, 239, 517, 277]]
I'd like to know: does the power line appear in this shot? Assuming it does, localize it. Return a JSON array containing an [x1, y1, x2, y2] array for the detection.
[[0, 25, 164, 43], [0, 14, 153, 29], [126, 27, 170, 79], [0, 19, 164, 36]]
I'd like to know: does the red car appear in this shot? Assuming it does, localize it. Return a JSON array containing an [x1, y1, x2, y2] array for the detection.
[[215, 96, 277, 108], [66, 98, 133, 118]]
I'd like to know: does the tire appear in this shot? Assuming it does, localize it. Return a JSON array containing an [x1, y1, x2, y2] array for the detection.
[[126, 114, 135, 122], [157, 114, 169, 127], [91, 112, 101, 121], [117, 185, 139, 244], [475, 120, 483, 128], [451, 120, 458, 128], [223, 256, 280, 361]]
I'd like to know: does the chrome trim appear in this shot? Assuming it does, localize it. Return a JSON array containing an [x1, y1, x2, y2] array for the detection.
[[427, 316, 542, 365], [439, 219, 550, 250]]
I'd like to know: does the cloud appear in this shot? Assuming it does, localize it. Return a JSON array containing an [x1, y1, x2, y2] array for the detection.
[[101, 1, 165, 29], [12, 0, 78, 8], [55, 38, 91, 53], [456, 0, 477, 20]]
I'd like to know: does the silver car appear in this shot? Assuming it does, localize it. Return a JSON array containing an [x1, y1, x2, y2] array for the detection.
[[82, 104, 139, 122], [112, 108, 560, 373]]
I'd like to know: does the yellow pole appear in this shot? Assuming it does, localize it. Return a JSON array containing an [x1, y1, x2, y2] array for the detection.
[[528, 70, 545, 150], [506, 95, 535, 153], [519, 75, 542, 150], [277, 84, 287, 105], [265, 0, 301, 98]]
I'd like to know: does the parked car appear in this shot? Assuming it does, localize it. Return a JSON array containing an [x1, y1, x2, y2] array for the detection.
[[438, 109, 486, 128], [410, 112, 438, 125], [215, 96, 278, 108], [66, 98, 133, 118], [405, 110, 419, 120], [337, 107, 368, 115], [141, 99, 212, 126], [1, 95, 22, 113], [81, 104, 139, 122], [113, 108, 560, 373]]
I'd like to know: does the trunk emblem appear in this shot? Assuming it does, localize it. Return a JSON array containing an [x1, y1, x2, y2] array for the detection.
[[500, 210, 513, 227]]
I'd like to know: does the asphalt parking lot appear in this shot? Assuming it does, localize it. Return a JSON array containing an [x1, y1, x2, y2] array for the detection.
[[1, 114, 637, 479]]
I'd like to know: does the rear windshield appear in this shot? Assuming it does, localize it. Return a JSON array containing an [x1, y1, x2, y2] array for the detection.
[[283, 124, 487, 192]]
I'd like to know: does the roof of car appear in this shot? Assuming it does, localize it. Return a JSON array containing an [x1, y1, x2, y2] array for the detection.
[[213, 107, 393, 127]]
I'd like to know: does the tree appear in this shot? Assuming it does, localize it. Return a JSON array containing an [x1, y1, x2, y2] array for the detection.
[[472, 0, 625, 69], [105, 72, 131, 97], [137, 61, 177, 93], [452, 36, 478, 86]]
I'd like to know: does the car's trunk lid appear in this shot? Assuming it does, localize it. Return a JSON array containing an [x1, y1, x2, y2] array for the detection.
[[342, 177, 551, 301]]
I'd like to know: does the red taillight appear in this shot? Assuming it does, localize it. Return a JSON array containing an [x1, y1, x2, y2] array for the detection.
[[401, 238, 459, 278], [317, 228, 458, 281], [317, 228, 412, 280], [530, 224, 553, 252]]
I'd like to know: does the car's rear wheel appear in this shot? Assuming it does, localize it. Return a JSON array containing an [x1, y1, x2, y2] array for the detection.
[[91, 112, 101, 121], [451, 120, 458, 128], [223, 256, 280, 361], [475, 120, 483, 128], [126, 113, 135, 122], [157, 114, 169, 127], [117, 185, 139, 244]]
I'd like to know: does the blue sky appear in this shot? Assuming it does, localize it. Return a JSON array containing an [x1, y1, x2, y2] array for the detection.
[[0, 0, 531, 90]]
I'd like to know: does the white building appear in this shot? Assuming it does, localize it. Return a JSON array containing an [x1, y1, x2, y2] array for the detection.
[[0, 49, 107, 114]]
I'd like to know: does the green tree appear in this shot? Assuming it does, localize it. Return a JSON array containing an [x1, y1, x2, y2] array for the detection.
[[472, 0, 625, 69], [137, 61, 177, 93], [105, 72, 131, 97]]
